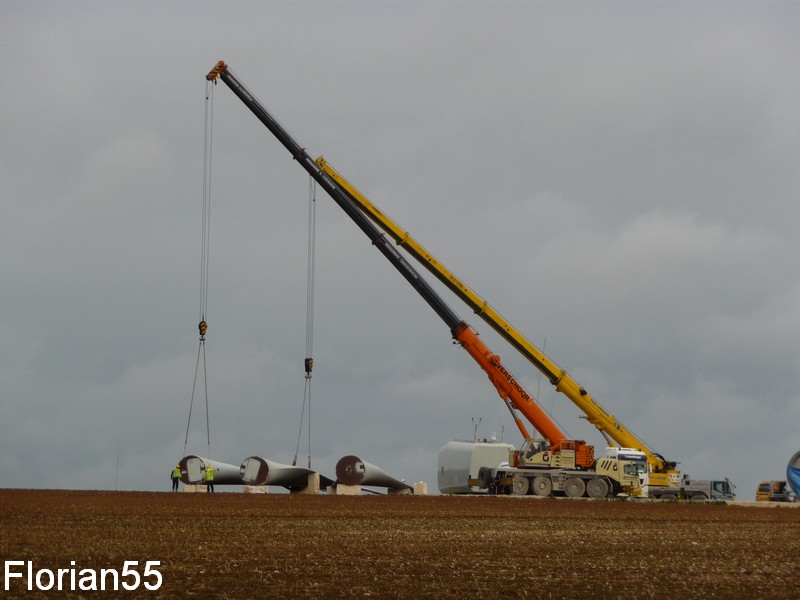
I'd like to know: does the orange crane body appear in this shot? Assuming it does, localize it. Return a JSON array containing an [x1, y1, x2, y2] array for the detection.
[[453, 322, 593, 468]]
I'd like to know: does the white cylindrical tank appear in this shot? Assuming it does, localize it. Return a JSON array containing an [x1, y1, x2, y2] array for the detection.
[[437, 440, 515, 494]]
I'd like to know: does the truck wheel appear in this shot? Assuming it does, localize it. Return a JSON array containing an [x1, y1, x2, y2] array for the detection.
[[532, 476, 552, 497], [659, 493, 678, 501], [689, 493, 707, 503], [564, 477, 586, 498], [586, 477, 609, 499], [511, 476, 530, 496]]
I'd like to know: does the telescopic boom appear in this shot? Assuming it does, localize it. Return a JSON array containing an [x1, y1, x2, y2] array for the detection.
[[206, 61, 591, 463], [316, 158, 677, 480], [314, 159, 679, 480]]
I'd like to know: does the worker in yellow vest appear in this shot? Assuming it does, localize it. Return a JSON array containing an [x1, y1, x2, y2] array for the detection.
[[171, 464, 181, 492], [203, 465, 219, 492]]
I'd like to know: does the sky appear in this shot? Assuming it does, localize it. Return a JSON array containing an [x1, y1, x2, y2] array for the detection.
[[2, 1, 798, 500]]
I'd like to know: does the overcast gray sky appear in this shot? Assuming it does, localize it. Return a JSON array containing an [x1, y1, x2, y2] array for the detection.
[[2, 1, 798, 500]]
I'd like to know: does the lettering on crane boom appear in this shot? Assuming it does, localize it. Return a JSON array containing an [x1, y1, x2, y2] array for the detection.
[[588, 395, 612, 418], [495, 362, 531, 403]]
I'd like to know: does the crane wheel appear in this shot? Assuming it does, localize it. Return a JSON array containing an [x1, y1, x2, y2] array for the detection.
[[564, 477, 586, 498], [586, 477, 609, 499], [689, 493, 707, 503], [511, 476, 530, 496], [532, 476, 552, 497]]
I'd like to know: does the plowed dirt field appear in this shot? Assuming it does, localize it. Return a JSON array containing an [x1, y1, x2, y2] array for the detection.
[[1, 489, 798, 599]]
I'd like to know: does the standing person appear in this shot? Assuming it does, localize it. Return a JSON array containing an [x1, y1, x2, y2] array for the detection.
[[171, 464, 181, 492], [204, 465, 218, 492]]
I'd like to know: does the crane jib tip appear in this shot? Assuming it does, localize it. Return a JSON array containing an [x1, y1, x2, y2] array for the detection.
[[206, 61, 228, 82]]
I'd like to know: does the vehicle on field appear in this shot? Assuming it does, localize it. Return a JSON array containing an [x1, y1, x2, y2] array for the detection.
[[756, 480, 795, 502]]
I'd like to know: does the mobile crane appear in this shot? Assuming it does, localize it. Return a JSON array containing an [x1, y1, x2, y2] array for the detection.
[[313, 159, 680, 491], [206, 61, 642, 497]]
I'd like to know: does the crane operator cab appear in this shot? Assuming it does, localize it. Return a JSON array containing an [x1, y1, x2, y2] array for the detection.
[[523, 438, 549, 459], [516, 438, 551, 468]]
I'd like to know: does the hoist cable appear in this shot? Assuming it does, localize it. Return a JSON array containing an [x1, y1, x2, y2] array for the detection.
[[200, 81, 214, 322], [294, 176, 317, 468], [305, 176, 316, 361], [201, 81, 214, 462], [182, 335, 212, 461], [293, 380, 308, 467], [202, 339, 211, 462], [305, 385, 311, 469], [305, 177, 317, 469], [182, 340, 203, 458], [183, 81, 215, 466]]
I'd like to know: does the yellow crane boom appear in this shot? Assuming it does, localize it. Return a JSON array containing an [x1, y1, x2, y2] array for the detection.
[[317, 156, 677, 483]]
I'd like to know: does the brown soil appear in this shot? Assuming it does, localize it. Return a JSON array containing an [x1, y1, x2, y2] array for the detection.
[[1, 489, 798, 599]]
